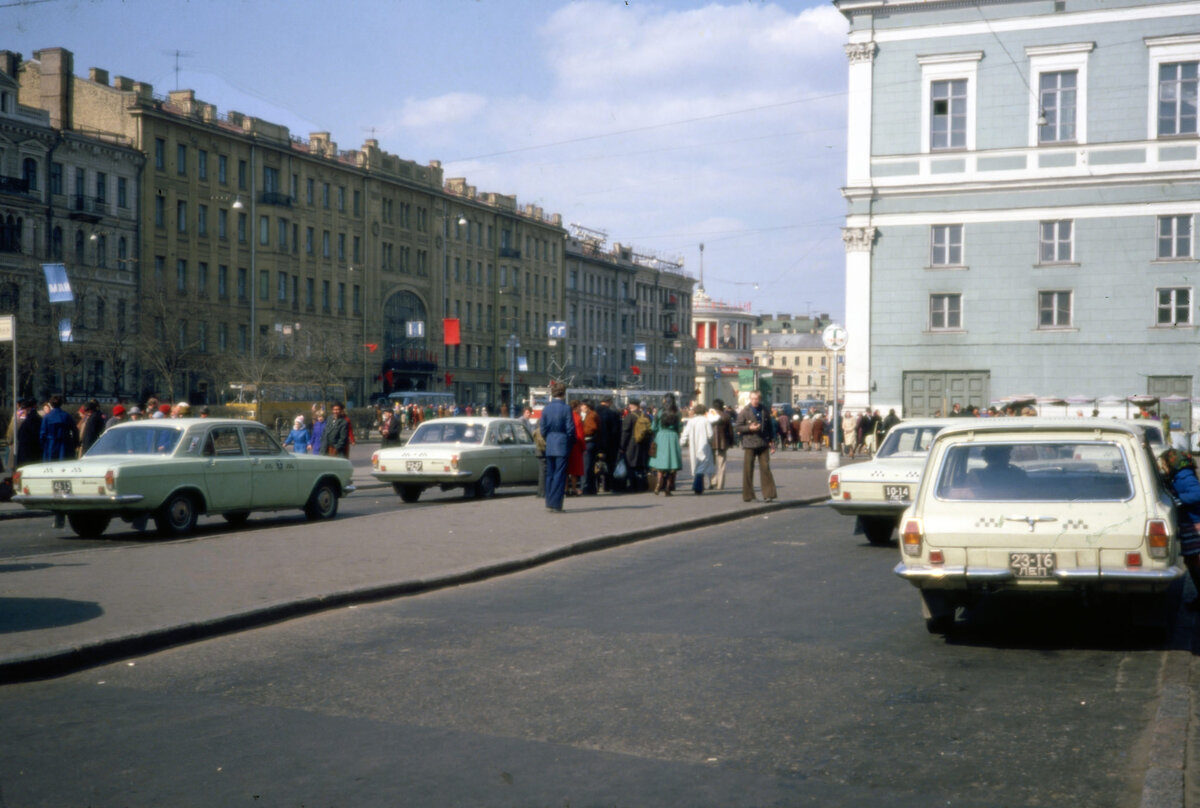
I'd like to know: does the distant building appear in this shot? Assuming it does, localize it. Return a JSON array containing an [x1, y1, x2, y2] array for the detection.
[[692, 288, 756, 405], [836, 0, 1200, 428]]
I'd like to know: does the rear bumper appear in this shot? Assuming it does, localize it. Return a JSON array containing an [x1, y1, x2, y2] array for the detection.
[[895, 561, 1184, 587], [12, 494, 145, 509], [827, 499, 908, 517]]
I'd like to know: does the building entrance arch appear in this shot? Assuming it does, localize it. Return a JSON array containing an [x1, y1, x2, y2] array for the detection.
[[381, 290, 437, 394]]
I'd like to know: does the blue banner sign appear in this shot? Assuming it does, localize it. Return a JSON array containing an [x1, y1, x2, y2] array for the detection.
[[59, 318, 73, 343], [43, 263, 74, 303]]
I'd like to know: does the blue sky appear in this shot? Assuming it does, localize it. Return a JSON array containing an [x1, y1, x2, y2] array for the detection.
[[6, 0, 850, 320]]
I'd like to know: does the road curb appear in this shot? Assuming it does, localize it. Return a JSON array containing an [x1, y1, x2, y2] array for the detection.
[[0, 494, 827, 684]]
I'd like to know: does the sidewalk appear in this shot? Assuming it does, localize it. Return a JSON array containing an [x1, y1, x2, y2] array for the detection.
[[0, 451, 835, 683]]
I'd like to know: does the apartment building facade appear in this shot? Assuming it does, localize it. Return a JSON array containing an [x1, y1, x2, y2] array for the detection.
[[836, 0, 1200, 426]]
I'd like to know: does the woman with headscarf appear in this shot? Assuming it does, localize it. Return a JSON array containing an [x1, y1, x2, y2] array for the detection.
[[283, 415, 310, 454], [1161, 448, 1200, 608]]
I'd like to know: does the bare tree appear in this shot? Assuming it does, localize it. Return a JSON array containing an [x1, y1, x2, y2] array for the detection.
[[134, 288, 207, 403]]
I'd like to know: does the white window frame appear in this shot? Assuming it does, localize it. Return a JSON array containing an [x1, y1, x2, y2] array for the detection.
[[1038, 219, 1074, 264], [1146, 35, 1200, 139], [930, 224, 964, 267], [1158, 214, 1194, 260], [1026, 43, 1092, 147], [929, 293, 963, 331], [1037, 290, 1073, 329], [919, 52, 982, 154], [1156, 286, 1193, 326]]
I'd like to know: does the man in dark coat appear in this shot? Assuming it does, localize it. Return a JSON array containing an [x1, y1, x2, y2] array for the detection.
[[79, 399, 106, 455], [539, 382, 574, 512], [620, 399, 651, 492], [708, 398, 734, 490], [40, 395, 77, 461], [595, 395, 623, 492], [735, 390, 777, 502], [13, 398, 43, 468], [320, 401, 350, 457]]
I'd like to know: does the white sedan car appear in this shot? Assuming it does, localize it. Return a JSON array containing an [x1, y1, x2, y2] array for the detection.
[[827, 419, 950, 545], [371, 417, 539, 502], [894, 418, 1182, 633]]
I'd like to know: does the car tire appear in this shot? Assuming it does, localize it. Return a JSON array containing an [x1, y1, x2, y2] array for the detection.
[[155, 491, 199, 537], [861, 517, 896, 546], [304, 481, 339, 521], [920, 590, 957, 634], [67, 511, 111, 538], [223, 511, 251, 527], [476, 470, 498, 499], [396, 483, 422, 503]]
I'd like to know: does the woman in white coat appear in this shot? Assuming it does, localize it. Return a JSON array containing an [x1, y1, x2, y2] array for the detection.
[[680, 402, 716, 494]]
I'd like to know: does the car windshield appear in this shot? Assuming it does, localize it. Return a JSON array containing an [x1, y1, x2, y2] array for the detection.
[[934, 441, 1134, 501], [86, 425, 184, 456], [409, 422, 486, 445], [876, 425, 944, 458]]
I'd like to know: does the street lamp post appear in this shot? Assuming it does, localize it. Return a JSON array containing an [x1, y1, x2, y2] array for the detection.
[[506, 333, 520, 415], [593, 345, 606, 386], [666, 351, 678, 394]]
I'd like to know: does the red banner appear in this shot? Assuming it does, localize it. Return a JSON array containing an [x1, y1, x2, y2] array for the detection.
[[442, 318, 461, 345]]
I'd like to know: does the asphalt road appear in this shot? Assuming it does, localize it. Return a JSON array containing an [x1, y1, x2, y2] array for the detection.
[[0, 505, 1170, 807]]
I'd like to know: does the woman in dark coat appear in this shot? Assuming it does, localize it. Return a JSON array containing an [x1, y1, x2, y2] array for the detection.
[[1162, 448, 1200, 608]]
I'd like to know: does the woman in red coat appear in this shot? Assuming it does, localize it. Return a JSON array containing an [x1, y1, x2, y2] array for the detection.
[[567, 399, 586, 495]]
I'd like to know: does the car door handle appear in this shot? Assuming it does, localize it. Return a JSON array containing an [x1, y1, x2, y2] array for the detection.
[[1004, 515, 1058, 532]]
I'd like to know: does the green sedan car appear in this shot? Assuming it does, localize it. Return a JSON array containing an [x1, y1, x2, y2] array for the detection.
[[12, 418, 355, 537]]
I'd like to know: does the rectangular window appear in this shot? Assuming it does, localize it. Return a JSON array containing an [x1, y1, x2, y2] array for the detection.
[[278, 218, 288, 250], [306, 178, 314, 205], [1039, 71, 1077, 143], [198, 262, 208, 297], [237, 267, 247, 300], [1158, 215, 1193, 259], [198, 149, 208, 180], [337, 186, 345, 211], [176, 200, 187, 233], [238, 160, 247, 190], [278, 271, 287, 302], [338, 233, 345, 261], [154, 196, 165, 228], [117, 176, 127, 208], [259, 216, 269, 245], [177, 144, 187, 176], [154, 138, 165, 170], [1039, 220, 1073, 263], [930, 79, 967, 150], [218, 154, 228, 184], [337, 282, 346, 313], [197, 204, 208, 237], [1038, 290, 1072, 328], [259, 270, 269, 301], [306, 227, 314, 255], [322, 183, 330, 209], [322, 230, 330, 258], [929, 293, 962, 330], [176, 260, 187, 295], [237, 212, 247, 243], [50, 162, 63, 195], [218, 322, 227, 353], [305, 278, 314, 309], [1159, 62, 1199, 137], [218, 208, 228, 239], [930, 224, 963, 266], [1157, 287, 1193, 325], [263, 165, 279, 193], [219, 265, 228, 299], [95, 172, 107, 202], [322, 280, 331, 312]]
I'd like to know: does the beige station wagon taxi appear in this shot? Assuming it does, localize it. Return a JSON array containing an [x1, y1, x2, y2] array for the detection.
[[828, 419, 950, 545], [371, 417, 539, 502], [893, 418, 1183, 633]]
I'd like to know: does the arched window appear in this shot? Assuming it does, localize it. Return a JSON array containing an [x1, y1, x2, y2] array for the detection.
[[117, 236, 127, 262], [51, 226, 63, 260], [75, 229, 85, 264], [21, 158, 38, 191], [95, 234, 107, 268]]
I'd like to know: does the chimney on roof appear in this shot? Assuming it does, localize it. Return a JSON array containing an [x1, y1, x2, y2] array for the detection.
[[0, 51, 20, 79], [89, 67, 108, 85], [32, 47, 73, 129]]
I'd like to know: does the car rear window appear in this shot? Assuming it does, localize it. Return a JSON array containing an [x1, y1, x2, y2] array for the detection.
[[87, 426, 183, 456], [934, 441, 1134, 501], [877, 425, 944, 458], [410, 422, 485, 445]]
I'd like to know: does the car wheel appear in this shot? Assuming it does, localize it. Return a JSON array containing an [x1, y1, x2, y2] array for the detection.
[[223, 511, 251, 527], [920, 590, 957, 634], [67, 512, 111, 538], [305, 480, 339, 520], [155, 492, 199, 536], [396, 483, 422, 503], [861, 517, 896, 546], [476, 470, 498, 499]]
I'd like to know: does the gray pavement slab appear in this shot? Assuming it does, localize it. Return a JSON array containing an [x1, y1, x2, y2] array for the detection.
[[0, 451, 836, 682]]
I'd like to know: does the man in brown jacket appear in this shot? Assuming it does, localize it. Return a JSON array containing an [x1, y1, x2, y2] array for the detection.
[[708, 398, 734, 489], [734, 390, 777, 502]]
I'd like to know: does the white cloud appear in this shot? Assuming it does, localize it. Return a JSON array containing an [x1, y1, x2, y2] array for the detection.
[[394, 92, 488, 129]]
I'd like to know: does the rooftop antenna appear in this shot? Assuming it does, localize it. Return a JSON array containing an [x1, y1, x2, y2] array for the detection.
[[699, 243, 705, 292], [161, 49, 195, 91]]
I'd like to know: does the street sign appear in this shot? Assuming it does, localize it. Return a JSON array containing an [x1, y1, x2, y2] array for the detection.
[[548, 321, 567, 339], [0, 314, 12, 342], [822, 323, 847, 351]]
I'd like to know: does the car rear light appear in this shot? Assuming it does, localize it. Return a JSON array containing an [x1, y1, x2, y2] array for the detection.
[[829, 474, 840, 497], [450, 454, 459, 470], [902, 519, 922, 557], [1146, 519, 1170, 559], [371, 452, 380, 470], [12, 470, 20, 490], [929, 550, 945, 565], [105, 469, 115, 490], [1126, 552, 1143, 568]]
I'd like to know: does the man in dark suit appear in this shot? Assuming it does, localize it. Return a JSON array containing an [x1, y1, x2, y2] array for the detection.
[[595, 395, 623, 492], [12, 398, 43, 468], [539, 382, 574, 512]]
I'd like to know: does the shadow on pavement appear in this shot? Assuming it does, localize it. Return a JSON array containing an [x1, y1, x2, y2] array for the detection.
[[0, 597, 104, 634]]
